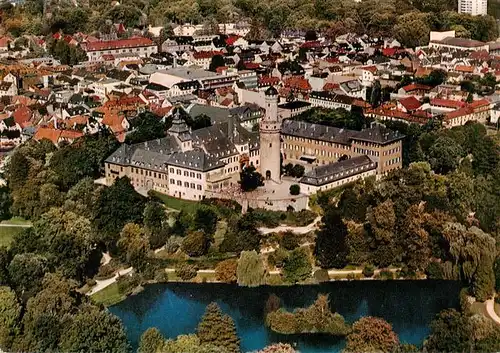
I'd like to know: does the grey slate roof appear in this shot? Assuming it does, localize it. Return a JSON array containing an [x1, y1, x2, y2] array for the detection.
[[281, 120, 355, 145], [351, 123, 404, 145], [187, 104, 230, 123], [300, 155, 376, 186], [167, 149, 224, 171]]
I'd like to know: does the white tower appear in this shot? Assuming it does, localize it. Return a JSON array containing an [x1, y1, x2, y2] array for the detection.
[[259, 86, 281, 181]]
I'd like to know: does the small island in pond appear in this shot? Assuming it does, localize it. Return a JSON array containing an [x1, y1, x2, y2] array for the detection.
[[265, 294, 350, 336]]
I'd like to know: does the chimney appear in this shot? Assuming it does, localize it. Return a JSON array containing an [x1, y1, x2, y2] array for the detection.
[[173, 56, 177, 68]]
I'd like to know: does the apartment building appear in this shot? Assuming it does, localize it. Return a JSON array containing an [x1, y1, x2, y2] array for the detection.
[[83, 37, 158, 62], [458, 0, 487, 15]]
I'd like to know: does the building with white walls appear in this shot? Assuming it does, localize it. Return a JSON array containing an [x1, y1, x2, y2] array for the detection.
[[458, 0, 487, 16]]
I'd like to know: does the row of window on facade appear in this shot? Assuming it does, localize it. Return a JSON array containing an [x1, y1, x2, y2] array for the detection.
[[132, 167, 168, 179], [384, 157, 401, 166], [382, 147, 400, 156], [168, 168, 203, 179], [284, 137, 351, 149], [170, 179, 203, 190]]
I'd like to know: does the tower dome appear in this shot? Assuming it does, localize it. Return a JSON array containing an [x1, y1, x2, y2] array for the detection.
[[265, 86, 278, 96]]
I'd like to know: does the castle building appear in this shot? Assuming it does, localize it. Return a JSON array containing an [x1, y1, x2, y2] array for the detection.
[[281, 120, 404, 175], [104, 108, 260, 200], [259, 86, 282, 181]]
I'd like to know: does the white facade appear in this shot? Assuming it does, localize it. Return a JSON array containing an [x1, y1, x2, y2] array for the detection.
[[259, 88, 281, 181], [458, 0, 487, 15]]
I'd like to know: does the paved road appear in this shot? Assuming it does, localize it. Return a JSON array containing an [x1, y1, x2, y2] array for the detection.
[[0, 223, 31, 227], [87, 267, 133, 296], [486, 298, 500, 325], [258, 216, 322, 235]]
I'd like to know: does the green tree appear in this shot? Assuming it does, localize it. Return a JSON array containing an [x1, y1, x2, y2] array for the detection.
[[283, 248, 311, 283], [193, 206, 218, 237], [425, 309, 472, 353], [191, 114, 212, 130], [289, 184, 300, 195], [370, 80, 382, 107], [34, 208, 101, 281], [237, 250, 265, 287], [315, 207, 349, 269], [94, 177, 146, 249], [138, 327, 165, 353], [427, 136, 464, 174], [181, 230, 210, 257], [59, 305, 130, 353], [126, 112, 166, 144], [117, 223, 150, 269], [367, 200, 399, 267], [197, 302, 240, 353], [8, 253, 49, 297], [209, 55, 226, 72], [345, 317, 399, 353], [240, 165, 263, 192], [6, 151, 30, 191], [143, 201, 169, 249], [393, 12, 430, 48], [215, 259, 238, 283], [0, 286, 21, 349]]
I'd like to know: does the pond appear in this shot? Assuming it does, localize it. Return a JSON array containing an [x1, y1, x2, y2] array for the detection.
[[109, 280, 461, 353]]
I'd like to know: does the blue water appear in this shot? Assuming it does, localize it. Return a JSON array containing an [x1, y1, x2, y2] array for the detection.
[[109, 281, 461, 353]]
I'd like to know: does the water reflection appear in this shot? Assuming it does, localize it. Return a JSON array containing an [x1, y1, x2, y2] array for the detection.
[[110, 280, 461, 353]]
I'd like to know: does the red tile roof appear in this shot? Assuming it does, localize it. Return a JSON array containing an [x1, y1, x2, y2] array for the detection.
[[60, 130, 84, 140], [323, 82, 339, 91], [398, 96, 421, 111], [12, 106, 32, 125], [85, 37, 154, 52], [34, 127, 62, 144], [225, 36, 239, 46], [468, 99, 490, 109], [455, 65, 474, 73], [284, 76, 311, 91], [382, 48, 398, 57], [363, 66, 378, 74], [430, 99, 465, 109], [444, 107, 473, 120], [401, 83, 432, 93], [258, 76, 280, 86]]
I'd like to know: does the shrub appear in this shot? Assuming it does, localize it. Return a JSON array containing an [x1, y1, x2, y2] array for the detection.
[[425, 262, 444, 279], [117, 272, 142, 295], [289, 184, 300, 195], [362, 264, 375, 278], [165, 236, 183, 254], [282, 248, 312, 283], [266, 294, 350, 336], [215, 259, 238, 283], [279, 231, 299, 250], [314, 269, 330, 282], [95, 263, 117, 280], [181, 231, 210, 257], [268, 248, 289, 268], [86, 278, 97, 287], [379, 270, 394, 280], [176, 264, 198, 280]]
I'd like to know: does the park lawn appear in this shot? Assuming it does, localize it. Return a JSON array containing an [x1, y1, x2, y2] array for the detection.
[[90, 282, 125, 307], [0, 226, 24, 248], [1, 217, 32, 226], [150, 190, 200, 213]]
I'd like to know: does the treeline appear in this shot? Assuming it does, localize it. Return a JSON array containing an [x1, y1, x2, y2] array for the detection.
[[314, 122, 500, 302], [1, 0, 498, 47]]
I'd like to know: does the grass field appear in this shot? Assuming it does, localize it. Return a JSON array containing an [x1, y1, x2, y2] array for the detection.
[[150, 190, 200, 213], [0, 226, 24, 248], [1, 217, 32, 226], [90, 282, 125, 307]]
